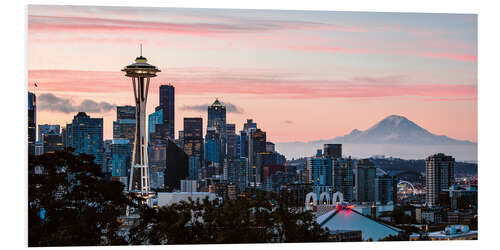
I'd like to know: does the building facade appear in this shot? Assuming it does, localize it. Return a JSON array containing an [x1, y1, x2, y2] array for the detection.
[[425, 153, 455, 207], [333, 158, 354, 202], [69, 112, 104, 167], [355, 159, 376, 202], [28, 92, 36, 155]]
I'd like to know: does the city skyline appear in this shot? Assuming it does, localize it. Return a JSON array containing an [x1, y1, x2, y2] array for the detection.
[[28, 5, 477, 144]]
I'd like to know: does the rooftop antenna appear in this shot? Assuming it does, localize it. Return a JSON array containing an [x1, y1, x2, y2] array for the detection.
[[140, 44, 142, 57]]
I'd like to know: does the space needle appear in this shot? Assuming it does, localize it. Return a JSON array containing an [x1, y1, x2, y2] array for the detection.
[[122, 45, 160, 207]]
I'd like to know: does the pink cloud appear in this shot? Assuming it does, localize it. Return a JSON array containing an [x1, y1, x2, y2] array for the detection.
[[29, 69, 477, 100], [28, 15, 341, 37]]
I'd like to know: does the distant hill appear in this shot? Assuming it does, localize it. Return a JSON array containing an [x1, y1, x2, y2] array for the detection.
[[316, 115, 475, 145], [275, 115, 477, 161]]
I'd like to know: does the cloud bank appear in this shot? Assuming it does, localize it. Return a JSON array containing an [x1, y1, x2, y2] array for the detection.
[[37, 93, 115, 113], [180, 101, 244, 114]]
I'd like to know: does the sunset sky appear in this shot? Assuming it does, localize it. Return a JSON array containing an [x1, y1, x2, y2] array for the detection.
[[27, 5, 477, 143]]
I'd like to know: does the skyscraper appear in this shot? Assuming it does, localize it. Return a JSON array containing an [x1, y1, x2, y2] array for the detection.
[[28, 92, 36, 155], [183, 118, 204, 163], [111, 139, 133, 177], [324, 144, 342, 159], [234, 157, 249, 192], [61, 123, 73, 149], [226, 123, 236, 159], [333, 157, 354, 202], [306, 156, 333, 186], [41, 134, 63, 154], [188, 156, 200, 181], [158, 84, 175, 140], [148, 108, 163, 137], [113, 106, 136, 143], [249, 128, 266, 186], [164, 140, 188, 190], [148, 108, 167, 173], [208, 99, 226, 158], [70, 112, 104, 166], [38, 124, 60, 142], [354, 159, 376, 202], [237, 130, 249, 158], [375, 174, 396, 205], [116, 105, 136, 120], [204, 127, 221, 165], [243, 119, 257, 132], [425, 153, 455, 207]]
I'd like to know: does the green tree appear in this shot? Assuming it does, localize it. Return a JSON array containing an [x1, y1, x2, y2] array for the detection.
[[28, 149, 133, 246], [129, 190, 330, 244]]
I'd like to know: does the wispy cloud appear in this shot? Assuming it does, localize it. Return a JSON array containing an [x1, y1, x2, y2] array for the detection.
[[29, 69, 477, 100], [37, 93, 115, 113], [28, 15, 337, 36], [180, 101, 244, 114]]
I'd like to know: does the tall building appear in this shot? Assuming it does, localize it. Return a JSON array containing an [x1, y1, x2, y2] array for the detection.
[[306, 156, 333, 186], [113, 106, 136, 143], [249, 128, 266, 186], [165, 140, 188, 190], [38, 124, 60, 142], [103, 139, 113, 174], [226, 123, 236, 159], [204, 127, 221, 165], [354, 159, 376, 202], [243, 119, 257, 132], [208, 99, 227, 158], [28, 92, 36, 155], [116, 105, 136, 120], [234, 157, 249, 192], [158, 84, 175, 140], [41, 134, 63, 154], [333, 158, 354, 202], [69, 112, 104, 166], [183, 118, 204, 165], [375, 174, 395, 205], [111, 139, 132, 177], [38, 124, 62, 154], [148, 108, 163, 137], [148, 108, 167, 173], [237, 130, 249, 158], [257, 152, 286, 183], [324, 144, 342, 159], [188, 156, 200, 181], [61, 124, 73, 149], [266, 142, 275, 152], [426, 153, 455, 207]]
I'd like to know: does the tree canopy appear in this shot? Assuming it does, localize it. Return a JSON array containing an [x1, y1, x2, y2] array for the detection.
[[28, 150, 132, 246], [129, 190, 330, 244], [29, 150, 330, 246]]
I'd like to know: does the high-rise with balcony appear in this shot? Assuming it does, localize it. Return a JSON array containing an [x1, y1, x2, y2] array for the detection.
[[425, 153, 455, 207]]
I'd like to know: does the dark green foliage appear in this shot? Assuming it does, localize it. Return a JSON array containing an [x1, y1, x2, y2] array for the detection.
[[28, 149, 132, 246], [129, 190, 330, 244], [29, 150, 330, 245]]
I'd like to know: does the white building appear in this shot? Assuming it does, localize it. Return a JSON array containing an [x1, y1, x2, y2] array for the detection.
[[180, 180, 197, 192], [317, 206, 402, 241], [157, 192, 216, 207]]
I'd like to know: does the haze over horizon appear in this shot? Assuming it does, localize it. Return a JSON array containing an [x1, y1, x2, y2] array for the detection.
[[28, 5, 477, 144]]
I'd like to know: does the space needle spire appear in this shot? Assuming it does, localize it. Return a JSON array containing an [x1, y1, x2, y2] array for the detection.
[[122, 46, 161, 207]]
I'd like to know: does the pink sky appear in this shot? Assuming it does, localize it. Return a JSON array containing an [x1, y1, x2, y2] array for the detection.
[[27, 5, 477, 143]]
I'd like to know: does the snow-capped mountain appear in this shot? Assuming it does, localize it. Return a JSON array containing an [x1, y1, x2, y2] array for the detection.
[[327, 115, 475, 145]]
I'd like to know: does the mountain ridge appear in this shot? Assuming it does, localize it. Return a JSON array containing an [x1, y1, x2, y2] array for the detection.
[[302, 115, 475, 145]]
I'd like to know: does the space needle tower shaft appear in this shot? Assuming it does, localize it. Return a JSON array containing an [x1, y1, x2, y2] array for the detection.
[[122, 45, 161, 206]]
